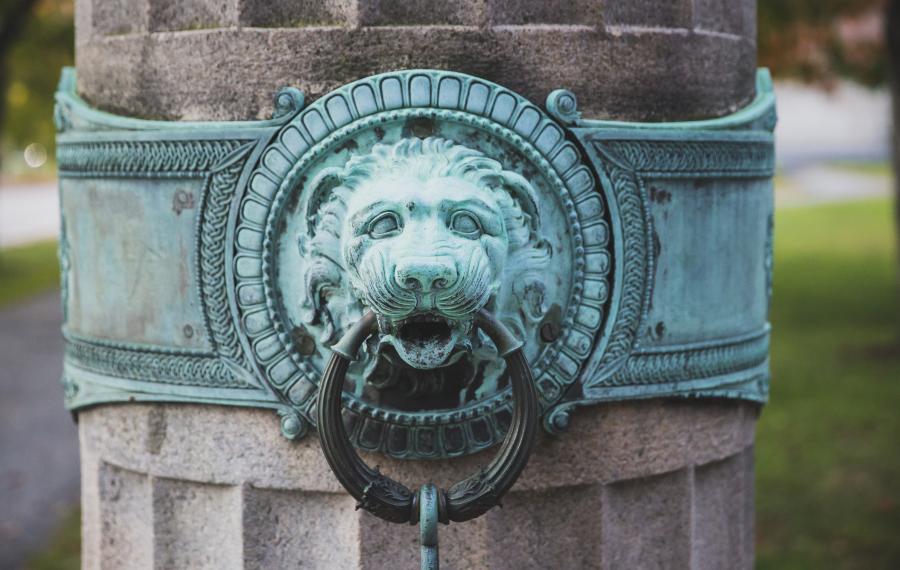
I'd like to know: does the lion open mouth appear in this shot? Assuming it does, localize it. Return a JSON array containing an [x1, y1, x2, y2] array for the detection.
[[385, 313, 469, 369]]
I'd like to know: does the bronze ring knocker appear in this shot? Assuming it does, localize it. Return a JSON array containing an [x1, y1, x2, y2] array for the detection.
[[317, 309, 539, 568]]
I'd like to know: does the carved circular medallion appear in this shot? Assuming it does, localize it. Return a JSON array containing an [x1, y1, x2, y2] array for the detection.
[[233, 71, 610, 458]]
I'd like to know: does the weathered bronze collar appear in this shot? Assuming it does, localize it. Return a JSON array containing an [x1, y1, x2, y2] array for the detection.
[[56, 67, 775, 460]]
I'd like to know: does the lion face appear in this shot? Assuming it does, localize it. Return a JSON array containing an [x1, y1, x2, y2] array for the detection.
[[300, 136, 550, 387], [342, 173, 510, 369]]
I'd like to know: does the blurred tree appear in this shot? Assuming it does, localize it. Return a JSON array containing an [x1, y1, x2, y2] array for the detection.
[[759, 0, 887, 86], [1, 0, 73, 179], [0, 1, 888, 178], [0, 0, 38, 173]]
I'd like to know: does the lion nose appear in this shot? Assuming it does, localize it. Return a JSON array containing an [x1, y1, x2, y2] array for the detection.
[[395, 259, 458, 293]]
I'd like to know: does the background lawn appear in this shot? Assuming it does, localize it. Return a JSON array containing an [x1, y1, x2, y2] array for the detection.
[[757, 198, 900, 569], [0, 239, 59, 308], [4, 199, 898, 569]]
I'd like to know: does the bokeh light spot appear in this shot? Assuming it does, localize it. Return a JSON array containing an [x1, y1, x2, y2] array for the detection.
[[24, 143, 47, 168]]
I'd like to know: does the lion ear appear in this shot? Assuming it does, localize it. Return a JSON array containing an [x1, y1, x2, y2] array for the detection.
[[303, 167, 345, 238], [497, 171, 542, 232]]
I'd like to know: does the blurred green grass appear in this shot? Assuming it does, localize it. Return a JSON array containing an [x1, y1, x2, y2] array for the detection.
[[0, 239, 60, 308], [757, 198, 900, 569], [827, 161, 894, 178]]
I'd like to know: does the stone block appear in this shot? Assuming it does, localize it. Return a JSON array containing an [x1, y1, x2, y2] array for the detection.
[[742, 0, 757, 44], [693, 0, 752, 36], [358, 503, 491, 569], [75, 0, 93, 45], [76, 24, 755, 122], [237, 0, 357, 27], [356, 483, 607, 569], [604, 0, 693, 29], [488, 0, 602, 26], [97, 463, 153, 569], [75, 35, 147, 117], [147, 0, 236, 32], [78, 400, 757, 568], [91, 0, 148, 35], [80, 443, 101, 569], [692, 451, 754, 569], [75, 400, 756, 492], [151, 478, 242, 569], [242, 487, 360, 569], [358, 0, 487, 27], [482, 484, 605, 568], [601, 468, 692, 569], [740, 446, 756, 567]]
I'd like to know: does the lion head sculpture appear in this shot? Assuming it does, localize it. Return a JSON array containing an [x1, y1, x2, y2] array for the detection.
[[298, 137, 551, 405]]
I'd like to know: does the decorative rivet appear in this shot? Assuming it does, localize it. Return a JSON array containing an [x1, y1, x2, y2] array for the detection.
[[280, 412, 306, 440], [540, 321, 560, 343]]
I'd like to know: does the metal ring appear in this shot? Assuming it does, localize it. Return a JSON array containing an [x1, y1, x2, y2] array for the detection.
[[317, 309, 539, 524]]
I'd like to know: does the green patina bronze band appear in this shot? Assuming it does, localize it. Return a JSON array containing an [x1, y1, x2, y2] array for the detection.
[[55, 67, 775, 459]]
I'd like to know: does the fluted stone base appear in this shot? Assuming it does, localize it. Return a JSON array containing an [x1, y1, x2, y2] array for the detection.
[[79, 402, 757, 569]]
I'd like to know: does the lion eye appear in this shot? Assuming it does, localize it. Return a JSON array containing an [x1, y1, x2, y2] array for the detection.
[[368, 212, 402, 238], [450, 211, 482, 238]]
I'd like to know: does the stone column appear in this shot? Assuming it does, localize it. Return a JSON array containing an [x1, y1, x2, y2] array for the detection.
[[74, 1, 760, 568]]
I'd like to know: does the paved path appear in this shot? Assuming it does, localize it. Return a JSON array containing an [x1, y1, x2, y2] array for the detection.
[[0, 292, 80, 569], [774, 80, 890, 169], [776, 165, 893, 209]]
